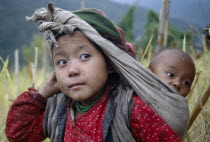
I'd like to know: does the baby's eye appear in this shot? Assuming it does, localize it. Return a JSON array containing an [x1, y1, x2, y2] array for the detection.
[[58, 59, 67, 66], [80, 54, 90, 60], [167, 73, 174, 77], [183, 81, 190, 86]]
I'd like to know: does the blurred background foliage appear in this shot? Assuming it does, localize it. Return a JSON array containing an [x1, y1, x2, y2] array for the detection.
[[0, 0, 210, 141]]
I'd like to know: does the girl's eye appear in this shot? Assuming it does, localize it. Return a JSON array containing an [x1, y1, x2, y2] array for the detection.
[[58, 59, 67, 66], [183, 81, 190, 86], [167, 73, 174, 77], [80, 54, 90, 60]]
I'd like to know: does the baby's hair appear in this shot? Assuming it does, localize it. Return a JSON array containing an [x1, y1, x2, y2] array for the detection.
[[149, 48, 195, 69], [153, 48, 192, 59]]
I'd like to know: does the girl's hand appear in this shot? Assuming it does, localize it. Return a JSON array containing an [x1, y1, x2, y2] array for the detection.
[[38, 71, 61, 98]]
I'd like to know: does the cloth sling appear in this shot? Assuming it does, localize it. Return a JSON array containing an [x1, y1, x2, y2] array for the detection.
[[26, 3, 189, 141]]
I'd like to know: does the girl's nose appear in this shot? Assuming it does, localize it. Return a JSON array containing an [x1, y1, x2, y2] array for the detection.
[[68, 63, 79, 77]]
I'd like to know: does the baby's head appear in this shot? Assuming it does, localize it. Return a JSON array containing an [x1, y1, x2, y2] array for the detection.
[[149, 49, 196, 97]]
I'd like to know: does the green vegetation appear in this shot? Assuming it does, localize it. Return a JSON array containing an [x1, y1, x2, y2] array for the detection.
[[139, 10, 192, 52], [118, 6, 135, 42], [0, 44, 209, 141], [0, 3, 209, 142], [21, 35, 44, 63]]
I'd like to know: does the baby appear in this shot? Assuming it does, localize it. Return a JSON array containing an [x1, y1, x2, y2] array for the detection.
[[149, 49, 196, 97]]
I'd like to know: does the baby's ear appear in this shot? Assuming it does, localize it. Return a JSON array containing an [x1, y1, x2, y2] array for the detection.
[[146, 67, 152, 71]]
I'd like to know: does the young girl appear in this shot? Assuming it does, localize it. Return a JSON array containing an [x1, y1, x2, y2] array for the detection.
[[6, 3, 188, 142]]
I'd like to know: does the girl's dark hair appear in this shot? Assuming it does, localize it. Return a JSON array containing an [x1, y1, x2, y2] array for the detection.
[[55, 29, 136, 59]]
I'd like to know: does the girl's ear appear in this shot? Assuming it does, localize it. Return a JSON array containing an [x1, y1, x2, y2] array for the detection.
[[104, 57, 115, 74], [108, 66, 115, 74]]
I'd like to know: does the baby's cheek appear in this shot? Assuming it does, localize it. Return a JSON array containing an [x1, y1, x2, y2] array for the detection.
[[182, 88, 190, 97]]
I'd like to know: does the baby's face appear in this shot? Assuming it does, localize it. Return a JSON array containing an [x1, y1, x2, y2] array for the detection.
[[150, 50, 195, 97]]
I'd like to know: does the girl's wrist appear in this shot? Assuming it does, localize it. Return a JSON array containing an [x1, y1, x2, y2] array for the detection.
[[38, 87, 52, 99], [28, 87, 47, 104]]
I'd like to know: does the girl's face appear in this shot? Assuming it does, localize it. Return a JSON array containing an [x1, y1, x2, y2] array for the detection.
[[150, 50, 195, 97], [52, 31, 109, 106]]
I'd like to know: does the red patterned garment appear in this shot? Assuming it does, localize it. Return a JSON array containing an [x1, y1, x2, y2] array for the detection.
[[130, 95, 181, 142], [63, 93, 107, 141], [6, 89, 46, 142], [6, 88, 181, 142]]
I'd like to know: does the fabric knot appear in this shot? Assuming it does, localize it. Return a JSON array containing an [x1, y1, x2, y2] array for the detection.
[[44, 30, 59, 49], [126, 42, 136, 57], [46, 2, 55, 21]]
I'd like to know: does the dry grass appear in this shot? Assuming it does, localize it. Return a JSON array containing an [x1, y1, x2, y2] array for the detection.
[[0, 47, 209, 141], [0, 57, 50, 142], [183, 49, 210, 142]]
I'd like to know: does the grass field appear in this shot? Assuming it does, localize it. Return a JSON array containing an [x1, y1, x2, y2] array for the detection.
[[0, 47, 209, 142]]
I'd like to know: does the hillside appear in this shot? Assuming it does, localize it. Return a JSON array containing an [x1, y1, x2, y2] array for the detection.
[[0, 0, 147, 62], [112, 0, 210, 28], [0, 0, 189, 65]]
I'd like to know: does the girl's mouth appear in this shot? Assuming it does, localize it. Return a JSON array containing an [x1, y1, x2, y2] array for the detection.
[[69, 83, 85, 89]]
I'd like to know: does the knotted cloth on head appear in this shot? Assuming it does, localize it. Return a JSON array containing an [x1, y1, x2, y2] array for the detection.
[[26, 3, 189, 141]]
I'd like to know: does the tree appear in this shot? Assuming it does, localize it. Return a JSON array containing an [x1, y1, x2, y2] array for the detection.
[[21, 34, 50, 68], [118, 6, 136, 42], [140, 10, 191, 52], [157, 0, 170, 51], [140, 10, 159, 49], [81, 0, 85, 9]]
